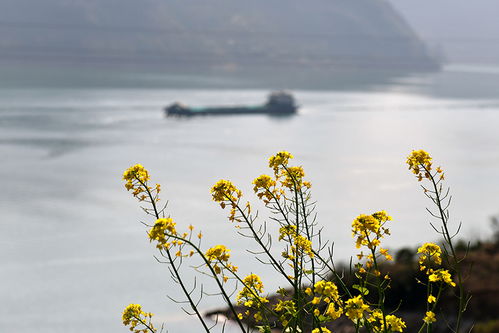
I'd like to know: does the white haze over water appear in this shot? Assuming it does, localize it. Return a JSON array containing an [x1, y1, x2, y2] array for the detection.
[[1, 65, 499, 332]]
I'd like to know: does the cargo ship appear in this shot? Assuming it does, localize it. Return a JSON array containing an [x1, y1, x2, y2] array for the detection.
[[165, 91, 297, 116]]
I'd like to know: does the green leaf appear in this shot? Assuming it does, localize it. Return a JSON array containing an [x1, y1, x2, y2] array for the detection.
[[318, 315, 328, 322], [352, 284, 369, 295]]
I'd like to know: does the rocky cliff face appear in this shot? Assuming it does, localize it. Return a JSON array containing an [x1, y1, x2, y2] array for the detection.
[[0, 0, 438, 72]]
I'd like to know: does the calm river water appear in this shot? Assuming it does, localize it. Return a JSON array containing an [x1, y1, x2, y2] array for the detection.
[[1, 63, 499, 332]]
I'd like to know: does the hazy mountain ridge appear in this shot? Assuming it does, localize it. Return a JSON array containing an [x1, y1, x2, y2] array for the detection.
[[0, 0, 438, 71], [388, 0, 499, 65]]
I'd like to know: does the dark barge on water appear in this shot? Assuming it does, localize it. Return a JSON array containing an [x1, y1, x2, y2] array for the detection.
[[165, 91, 298, 116]]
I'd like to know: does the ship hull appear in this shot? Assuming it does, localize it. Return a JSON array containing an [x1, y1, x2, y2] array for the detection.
[[165, 104, 297, 116]]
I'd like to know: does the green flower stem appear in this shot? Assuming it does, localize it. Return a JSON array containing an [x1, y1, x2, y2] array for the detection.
[[165, 234, 249, 332], [132, 315, 157, 333], [292, 169, 307, 331], [228, 195, 294, 286], [367, 236, 389, 333], [217, 262, 276, 319], [136, 176, 211, 333], [427, 283, 432, 333], [422, 165, 466, 332]]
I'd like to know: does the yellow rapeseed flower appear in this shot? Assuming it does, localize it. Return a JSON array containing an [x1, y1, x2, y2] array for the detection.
[[344, 295, 370, 321], [273, 299, 296, 328], [294, 234, 314, 257], [205, 245, 231, 262], [123, 164, 161, 202], [278, 225, 297, 241], [417, 243, 442, 271], [280, 166, 305, 189], [210, 179, 242, 204], [268, 151, 294, 172], [386, 315, 407, 332], [242, 274, 265, 293], [253, 174, 276, 192], [148, 218, 177, 250], [367, 310, 406, 332], [367, 309, 383, 327], [406, 150, 441, 182], [351, 211, 392, 249], [423, 311, 436, 324], [122, 304, 156, 333], [407, 150, 432, 172], [325, 302, 343, 320], [379, 248, 393, 261], [204, 245, 237, 275], [314, 280, 340, 302], [123, 164, 149, 184], [428, 269, 456, 287]]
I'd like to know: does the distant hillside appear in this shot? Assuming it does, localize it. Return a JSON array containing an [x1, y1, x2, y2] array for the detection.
[[0, 0, 438, 72], [388, 0, 499, 65]]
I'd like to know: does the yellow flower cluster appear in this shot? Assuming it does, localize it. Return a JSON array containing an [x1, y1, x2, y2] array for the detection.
[[122, 150, 462, 333], [252, 174, 278, 203], [205, 244, 231, 262], [294, 235, 314, 257], [417, 243, 442, 271], [211, 179, 244, 221], [309, 280, 343, 320], [123, 164, 160, 202], [428, 269, 456, 287], [344, 295, 370, 321], [352, 211, 393, 273], [379, 248, 393, 261], [211, 179, 242, 203], [280, 166, 305, 189], [311, 328, 331, 333], [122, 304, 156, 333], [268, 151, 294, 172], [406, 150, 444, 182], [368, 310, 406, 332], [385, 315, 406, 332], [239, 274, 265, 296], [273, 299, 297, 327], [205, 245, 238, 274], [279, 225, 314, 261], [278, 225, 296, 241], [123, 164, 150, 185], [406, 150, 432, 180], [423, 311, 436, 324], [314, 280, 340, 302], [148, 218, 178, 250], [236, 274, 269, 321], [252, 174, 276, 191], [267, 151, 312, 191], [352, 211, 392, 250]]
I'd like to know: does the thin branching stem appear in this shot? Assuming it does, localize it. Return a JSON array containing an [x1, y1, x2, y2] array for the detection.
[[422, 165, 466, 333], [136, 177, 211, 333]]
